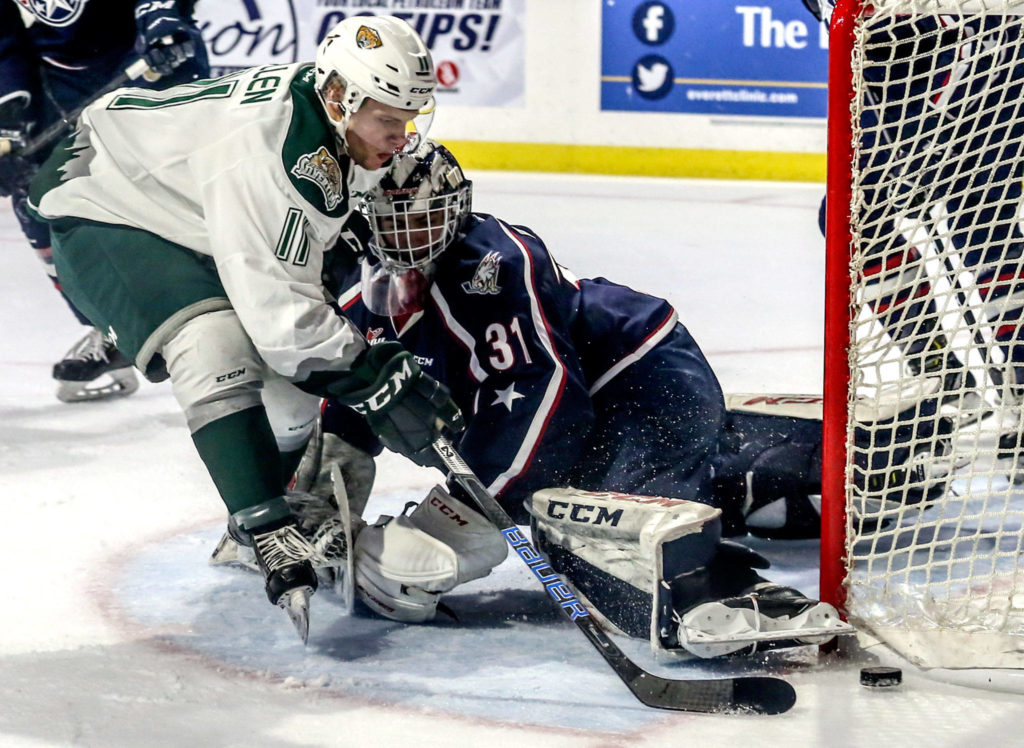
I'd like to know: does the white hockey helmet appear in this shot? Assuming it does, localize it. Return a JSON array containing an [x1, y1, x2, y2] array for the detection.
[[315, 16, 436, 143], [362, 139, 473, 272]]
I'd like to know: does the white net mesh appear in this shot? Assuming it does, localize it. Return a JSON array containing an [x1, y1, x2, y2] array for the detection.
[[840, 0, 1024, 669]]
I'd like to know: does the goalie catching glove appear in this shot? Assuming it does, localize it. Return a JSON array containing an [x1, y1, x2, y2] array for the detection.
[[329, 341, 463, 467]]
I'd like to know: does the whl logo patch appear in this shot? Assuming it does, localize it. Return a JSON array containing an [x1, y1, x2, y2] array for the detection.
[[291, 146, 342, 210]]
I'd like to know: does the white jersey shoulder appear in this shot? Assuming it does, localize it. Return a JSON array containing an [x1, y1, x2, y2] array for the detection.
[[37, 63, 367, 382]]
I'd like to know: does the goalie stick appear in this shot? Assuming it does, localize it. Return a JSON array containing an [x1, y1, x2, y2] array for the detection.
[[430, 435, 798, 716], [0, 57, 155, 159]]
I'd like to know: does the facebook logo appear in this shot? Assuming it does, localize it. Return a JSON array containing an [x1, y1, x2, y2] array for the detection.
[[632, 1, 675, 46]]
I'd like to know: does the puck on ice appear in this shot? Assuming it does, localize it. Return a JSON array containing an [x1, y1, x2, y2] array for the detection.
[[860, 666, 902, 688]]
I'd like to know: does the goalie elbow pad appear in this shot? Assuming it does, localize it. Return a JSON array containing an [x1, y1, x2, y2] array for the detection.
[[354, 486, 507, 622]]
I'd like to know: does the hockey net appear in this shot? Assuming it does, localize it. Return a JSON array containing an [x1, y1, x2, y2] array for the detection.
[[822, 0, 1024, 674]]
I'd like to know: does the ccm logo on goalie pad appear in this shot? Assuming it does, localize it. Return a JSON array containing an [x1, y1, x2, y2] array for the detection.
[[351, 358, 415, 413], [546, 500, 622, 527], [502, 527, 588, 620]]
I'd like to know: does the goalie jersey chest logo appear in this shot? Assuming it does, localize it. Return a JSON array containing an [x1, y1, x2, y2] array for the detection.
[[15, 0, 87, 26], [291, 146, 343, 211], [462, 251, 502, 295]]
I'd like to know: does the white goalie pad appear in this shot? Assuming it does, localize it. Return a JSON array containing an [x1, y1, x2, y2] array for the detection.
[[354, 486, 508, 623], [528, 488, 722, 649], [726, 377, 944, 424]]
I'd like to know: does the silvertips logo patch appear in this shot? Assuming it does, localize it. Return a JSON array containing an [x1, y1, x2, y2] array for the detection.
[[356, 25, 383, 50], [291, 147, 342, 210]]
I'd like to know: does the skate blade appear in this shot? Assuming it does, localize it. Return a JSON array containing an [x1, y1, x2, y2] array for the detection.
[[280, 587, 312, 644], [56, 370, 139, 403], [208, 532, 259, 572]]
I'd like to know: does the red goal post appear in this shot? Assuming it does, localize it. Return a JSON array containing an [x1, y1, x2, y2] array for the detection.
[[820, 0, 1024, 684]]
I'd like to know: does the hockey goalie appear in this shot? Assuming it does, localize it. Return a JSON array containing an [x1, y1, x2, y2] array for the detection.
[[213, 140, 954, 655]]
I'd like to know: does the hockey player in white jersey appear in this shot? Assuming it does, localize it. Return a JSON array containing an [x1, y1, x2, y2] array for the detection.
[[24, 17, 462, 641]]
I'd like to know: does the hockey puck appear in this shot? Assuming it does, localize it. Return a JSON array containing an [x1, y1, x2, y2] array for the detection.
[[860, 666, 902, 688]]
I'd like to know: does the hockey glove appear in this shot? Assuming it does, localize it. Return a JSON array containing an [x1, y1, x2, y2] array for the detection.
[[134, 2, 201, 76], [0, 153, 35, 198], [329, 342, 464, 467], [0, 94, 36, 198]]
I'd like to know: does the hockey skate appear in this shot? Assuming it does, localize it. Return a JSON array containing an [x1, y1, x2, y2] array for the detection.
[[211, 479, 359, 614], [210, 492, 356, 581], [250, 519, 320, 643], [673, 583, 853, 658], [53, 328, 139, 403]]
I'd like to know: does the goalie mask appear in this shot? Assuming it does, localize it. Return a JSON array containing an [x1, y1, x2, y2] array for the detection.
[[314, 16, 436, 149], [360, 140, 473, 316]]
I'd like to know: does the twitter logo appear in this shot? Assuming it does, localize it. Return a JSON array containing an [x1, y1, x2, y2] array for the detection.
[[632, 54, 674, 100]]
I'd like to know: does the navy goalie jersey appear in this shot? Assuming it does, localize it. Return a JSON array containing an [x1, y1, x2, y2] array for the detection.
[[328, 213, 679, 507]]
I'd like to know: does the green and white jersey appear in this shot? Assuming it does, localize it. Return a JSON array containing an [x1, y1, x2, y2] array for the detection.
[[34, 63, 367, 382]]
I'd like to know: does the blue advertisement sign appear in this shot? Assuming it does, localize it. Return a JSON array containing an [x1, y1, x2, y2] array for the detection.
[[601, 0, 829, 118]]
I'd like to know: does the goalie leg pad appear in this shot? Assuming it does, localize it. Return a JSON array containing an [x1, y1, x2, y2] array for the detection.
[[528, 487, 722, 643], [292, 424, 376, 519], [354, 486, 508, 622]]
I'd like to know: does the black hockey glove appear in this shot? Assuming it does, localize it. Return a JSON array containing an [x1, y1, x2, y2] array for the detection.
[[329, 342, 464, 467], [134, 2, 201, 76], [0, 152, 35, 198], [0, 93, 36, 198]]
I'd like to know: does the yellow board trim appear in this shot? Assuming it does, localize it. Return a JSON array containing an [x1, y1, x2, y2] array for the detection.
[[441, 140, 827, 183]]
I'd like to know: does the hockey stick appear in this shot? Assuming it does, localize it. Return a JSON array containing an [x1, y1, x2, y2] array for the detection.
[[0, 57, 155, 160], [431, 435, 797, 715]]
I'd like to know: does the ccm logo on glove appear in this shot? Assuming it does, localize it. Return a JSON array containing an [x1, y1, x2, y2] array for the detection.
[[350, 356, 415, 414], [429, 494, 470, 527]]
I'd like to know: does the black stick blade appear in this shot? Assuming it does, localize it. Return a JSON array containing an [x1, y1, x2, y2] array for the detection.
[[628, 673, 797, 715]]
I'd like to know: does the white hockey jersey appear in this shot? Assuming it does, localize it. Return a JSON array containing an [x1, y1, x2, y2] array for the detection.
[[32, 63, 367, 383]]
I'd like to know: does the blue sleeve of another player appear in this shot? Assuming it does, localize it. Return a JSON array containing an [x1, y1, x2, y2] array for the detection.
[[436, 219, 595, 512], [0, 5, 40, 122]]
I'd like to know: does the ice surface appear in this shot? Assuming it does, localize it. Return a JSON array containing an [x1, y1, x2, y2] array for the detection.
[[2, 174, 1022, 747]]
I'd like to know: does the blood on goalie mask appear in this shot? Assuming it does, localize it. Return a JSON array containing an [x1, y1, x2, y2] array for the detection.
[[359, 140, 473, 316], [314, 16, 436, 150]]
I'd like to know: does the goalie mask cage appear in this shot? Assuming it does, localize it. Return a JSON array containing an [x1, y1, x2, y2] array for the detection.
[[821, 0, 1024, 682]]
